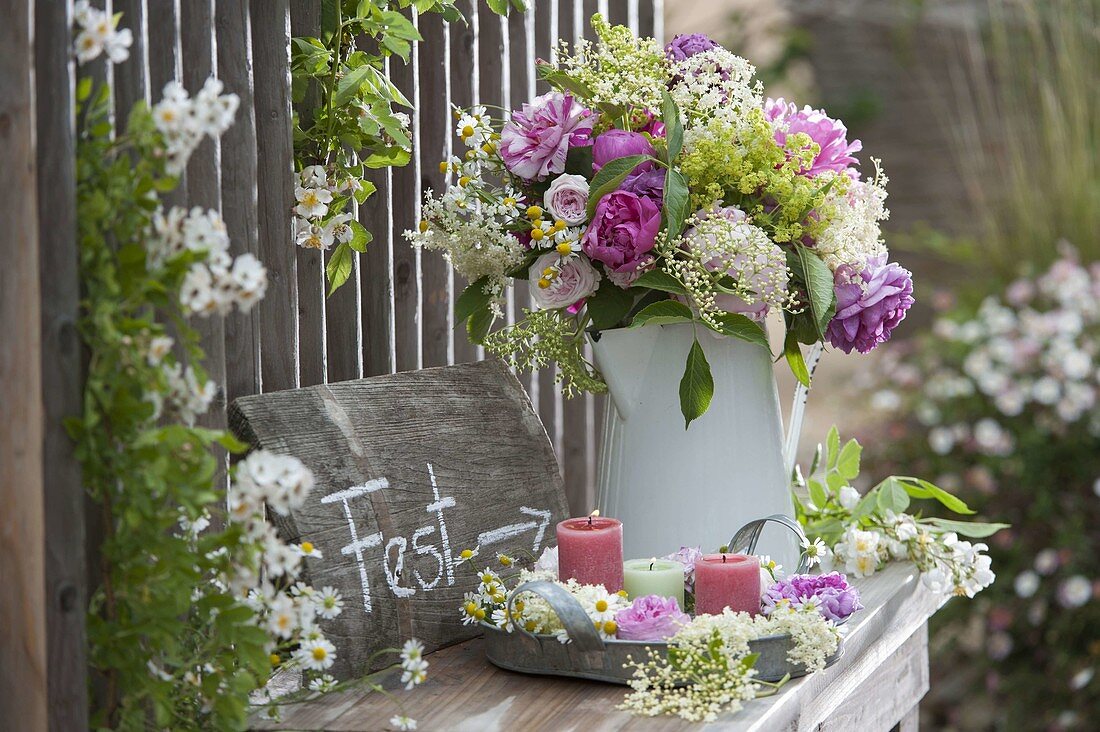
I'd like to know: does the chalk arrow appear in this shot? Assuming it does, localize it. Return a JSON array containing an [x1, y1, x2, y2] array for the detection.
[[477, 506, 553, 552]]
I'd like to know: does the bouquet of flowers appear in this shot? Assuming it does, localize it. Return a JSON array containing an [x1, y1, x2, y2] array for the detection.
[[408, 16, 914, 424]]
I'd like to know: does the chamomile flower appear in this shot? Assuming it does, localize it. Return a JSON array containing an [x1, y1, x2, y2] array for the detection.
[[294, 638, 337, 671], [266, 593, 297, 639], [308, 674, 338, 693], [456, 546, 480, 565], [314, 586, 344, 620], [801, 537, 830, 568], [391, 715, 418, 731], [294, 541, 323, 559]]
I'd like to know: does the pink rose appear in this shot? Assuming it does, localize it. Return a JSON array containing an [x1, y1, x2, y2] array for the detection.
[[591, 130, 655, 173], [582, 191, 661, 288], [500, 92, 594, 181], [528, 251, 601, 310], [543, 174, 590, 226], [615, 595, 690, 641]]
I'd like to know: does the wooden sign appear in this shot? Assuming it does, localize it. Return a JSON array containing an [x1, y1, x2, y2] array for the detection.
[[228, 360, 570, 678]]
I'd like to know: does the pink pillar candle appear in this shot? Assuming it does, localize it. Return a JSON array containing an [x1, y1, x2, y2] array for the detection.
[[555, 516, 624, 592], [694, 553, 760, 616]]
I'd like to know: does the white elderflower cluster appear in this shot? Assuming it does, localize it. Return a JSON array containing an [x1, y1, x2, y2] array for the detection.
[[293, 165, 361, 251], [814, 160, 890, 271], [672, 207, 796, 326], [551, 16, 667, 112], [669, 48, 762, 130], [151, 206, 268, 317], [74, 1, 133, 64], [153, 79, 240, 176]]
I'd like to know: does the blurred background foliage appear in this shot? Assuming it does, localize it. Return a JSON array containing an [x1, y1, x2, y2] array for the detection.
[[665, 0, 1100, 728]]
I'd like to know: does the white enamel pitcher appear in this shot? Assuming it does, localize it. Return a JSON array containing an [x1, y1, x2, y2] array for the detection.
[[591, 322, 819, 571]]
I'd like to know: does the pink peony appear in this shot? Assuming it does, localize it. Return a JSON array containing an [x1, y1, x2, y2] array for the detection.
[[764, 97, 862, 178], [827, 254, 914, 354], [582, 191, 661, 287], [500, 92, 594, 181], [614, 595, 690, 641], [591, 130, 656, 173]]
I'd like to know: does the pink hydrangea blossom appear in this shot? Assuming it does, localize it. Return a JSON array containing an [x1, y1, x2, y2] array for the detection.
[[614, 595, 690, 641], [764, 97, 862, 178], [500, 92, 594, 181]]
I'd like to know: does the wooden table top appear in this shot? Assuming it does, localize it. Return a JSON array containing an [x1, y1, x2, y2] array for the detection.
[[253, 563, 945, 731]]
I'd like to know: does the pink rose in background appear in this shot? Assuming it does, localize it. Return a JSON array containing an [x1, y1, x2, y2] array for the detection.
[[826, 254, 914, 354], [528, 251, 601, 311], [615, 595, 690, 641], [500, 92, 594, 181], [591, 130, 655, 173], [543, 174, 590, 226], [582, 191, 661, 288], [764, 97, 862, 179]]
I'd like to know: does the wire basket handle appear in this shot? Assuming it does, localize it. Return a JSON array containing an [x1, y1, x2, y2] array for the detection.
[[727, 514, 811, 575], [507, 580, 606, 659]]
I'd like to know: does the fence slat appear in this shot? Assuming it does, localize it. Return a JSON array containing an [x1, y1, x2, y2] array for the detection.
[[251, 0, 300, 392], [360, 164, 395, 377], [113, 0, 148, 116], [418, 11, 452, 369], [507, 7, 535, 398], [218, 0, 262, 403], [449, 0, 480, 366], [147, 0, 180, 92], [289, 0, 328, 387], [34, 2, 88, 728], [390, 40, 423, 372], [0, 0, 48, 722]]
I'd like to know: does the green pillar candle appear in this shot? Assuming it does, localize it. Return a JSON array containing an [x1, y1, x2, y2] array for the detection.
[[623, 558, 686, 610]]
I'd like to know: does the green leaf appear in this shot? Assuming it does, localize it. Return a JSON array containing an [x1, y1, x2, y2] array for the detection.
[[807, 480, 828, 512], [325, 243, 353, 295], [535, 63, 596, 100], [628, 299, 694, 328], [347, 220, 373, 253], [661, 90, 684, 162], [836, 439, 862, 481], [923, 518, 1011, 539], [789, 245, 836, 337], [485, 0, 510, 14], [679, 338, 714, 429], [454, 277, 492, 325], [585, 282, 635, 330], [633, 269, 687, 295], [706, 313, 769, 350], [784, 331, 810, 387], [466, 307, 495, 345], [354, 179, 377, 205], [874, 477, 910, 514], [586, 154, 654, 217], [333, 65, 374, 108], [663, 168, 690, 239], [898, 477, 975, 515], [825, 426, 840, 466]]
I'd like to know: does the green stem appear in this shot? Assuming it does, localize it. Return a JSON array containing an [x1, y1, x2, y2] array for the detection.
[[323, 7, 344, 164]]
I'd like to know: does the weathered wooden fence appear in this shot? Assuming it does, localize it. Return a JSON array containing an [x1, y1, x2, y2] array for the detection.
[[3, 0, 663, 727]]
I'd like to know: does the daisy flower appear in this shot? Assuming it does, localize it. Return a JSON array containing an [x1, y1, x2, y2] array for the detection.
[[295, 638, 337, 671]]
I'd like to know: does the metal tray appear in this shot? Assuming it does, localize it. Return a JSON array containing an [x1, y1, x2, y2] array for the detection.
[[482, 515, 843, 685]]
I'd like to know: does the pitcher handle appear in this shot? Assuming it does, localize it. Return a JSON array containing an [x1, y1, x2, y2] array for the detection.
[[782, 341, 824, 479], [728, 514, 811, 575]]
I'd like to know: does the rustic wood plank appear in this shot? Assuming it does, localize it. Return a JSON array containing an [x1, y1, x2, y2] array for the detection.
[[113, 0, 148, 117], [898, 704, 920, 732], [251, 563, 944, 731], [230, 360, 569, 679], [251, 0, 300, 392], [360, 162, 396, 377], [35, 1, 89, 728], [608, 0, 628, 27], [448, 0, 479, 366], [636, 0, 655, 38], [289, 0, 328, 387], [390, 36, 423, 372], [419, 11, 452, 369], [0, 0, 48, 723], [507, 5, 535, 397], [218, 0, 263, 403], [147, 0, 181, 92]]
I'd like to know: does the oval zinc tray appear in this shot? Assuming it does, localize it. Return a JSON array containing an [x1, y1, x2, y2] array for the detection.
[[482, 515, 844, 685]]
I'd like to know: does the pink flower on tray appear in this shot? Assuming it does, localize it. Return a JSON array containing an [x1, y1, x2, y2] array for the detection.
[[615, 595, 690, 641], [500, 92, 594, 181], [764, 97, 862, 179], [581, 191, 661, 288]]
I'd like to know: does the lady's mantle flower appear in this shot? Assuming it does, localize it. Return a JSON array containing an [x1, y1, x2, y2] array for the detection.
[[615, 595, 690, 641], [826, 254, 914, 355], [499, 91, 594, 181], [764, 97, 862, 178]]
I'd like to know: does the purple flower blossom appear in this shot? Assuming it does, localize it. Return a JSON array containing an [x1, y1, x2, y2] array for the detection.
[[591, 130, 655, 173], [827, 254, 915, 354], [582, 191, 661, 287], [764, 97, 862, 178], [614, 595, 690, 641], [663, 546, 703, 594], [762, 572, 863, 622], [619, 167, 665, 202], [499, 92, 594, 181], [665, 33, 720, 62]]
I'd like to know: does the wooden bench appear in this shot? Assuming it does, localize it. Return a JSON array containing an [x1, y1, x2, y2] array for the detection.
[[232, 362, 944, 731]]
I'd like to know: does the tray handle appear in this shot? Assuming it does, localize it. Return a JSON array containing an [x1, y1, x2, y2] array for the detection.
[[727, 514, 811, 575], [507, 580, 605, 655]]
